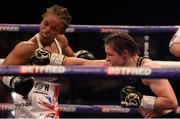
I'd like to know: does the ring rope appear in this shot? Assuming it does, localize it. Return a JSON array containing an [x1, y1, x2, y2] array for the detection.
[[0, 103, 179, 114], [1, 59, 180, 68], [0, 24, 178, 33], [0, 103, 136, 113], [58, 104, 135, 113], [0, 24, 179, 116], [0, 65, 180, 78], [154, 61, 180, 68]]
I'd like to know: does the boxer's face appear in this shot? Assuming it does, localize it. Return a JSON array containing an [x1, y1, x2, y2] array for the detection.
[[105, 44, 126, 66], [39, 13, 64, 42]]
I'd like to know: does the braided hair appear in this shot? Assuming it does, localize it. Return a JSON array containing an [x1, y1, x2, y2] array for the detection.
[[42, 4, 72, 31]]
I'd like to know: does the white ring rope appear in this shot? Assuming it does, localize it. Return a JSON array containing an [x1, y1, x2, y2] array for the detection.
[[1, 59, 180, 68], [155, 61, 180, 68]]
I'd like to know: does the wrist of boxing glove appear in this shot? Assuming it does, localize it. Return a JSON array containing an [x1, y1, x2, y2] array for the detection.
[[73, 53, 76, 57], [50, 53, 67, 65], [139, 95, 156, 111], [74, 51, 80, 57]]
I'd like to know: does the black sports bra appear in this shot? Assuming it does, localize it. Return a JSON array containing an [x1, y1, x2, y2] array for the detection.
[[136, 56, 146, 67]]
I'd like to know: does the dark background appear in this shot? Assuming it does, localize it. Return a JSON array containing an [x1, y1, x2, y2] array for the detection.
[[0, 0, 180, 25], [0, 0, 180, 118]]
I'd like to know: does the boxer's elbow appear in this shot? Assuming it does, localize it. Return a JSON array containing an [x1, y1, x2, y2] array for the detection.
[[169, 44, 180, 57], [172, 99, 178, 109], [168, 97, 178, 109]]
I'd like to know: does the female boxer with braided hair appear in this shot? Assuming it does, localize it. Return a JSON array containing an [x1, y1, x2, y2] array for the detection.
[[1, 4, 73, 118], [33, 32, 178, 118]]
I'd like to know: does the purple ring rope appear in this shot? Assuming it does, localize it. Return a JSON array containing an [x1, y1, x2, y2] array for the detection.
[[1, 103, 180, 114], [0, 103, 153, 113], [0, 24, 178, 33], [58, 104, 137, 113], [1, 65, 180, 78], [0, 103, 136, 113], [0, 103, 139, 113]]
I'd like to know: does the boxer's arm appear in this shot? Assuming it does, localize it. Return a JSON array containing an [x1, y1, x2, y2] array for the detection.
[[1, 42, 35, 97], [141, 60, 178, 110], [31, 48, 110, 66], [142, 79, 178, 111], [169, 43, 180, 57], [63, 45, 74, 57], [64, 57, 109, 66], [2, 41, 36, 65], [57, 34, 74, 57], [169, 28, 180, 57]]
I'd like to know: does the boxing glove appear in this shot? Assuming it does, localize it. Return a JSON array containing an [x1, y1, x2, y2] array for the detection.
[[75, 50, 96, 60], [120, 86, 142, 108], [3, 76, 34, 98], [30, 48, 51, 65], [120, 86, 156, 111], [31, 48, 66, 65]]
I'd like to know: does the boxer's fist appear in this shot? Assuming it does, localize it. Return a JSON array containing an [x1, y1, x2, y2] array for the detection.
[[120, 86, 142, 108], [31, 48, 66, 65], [31, 48, 51, 65], [10, 76, 34, 98], [75, 50, 96, 60]]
